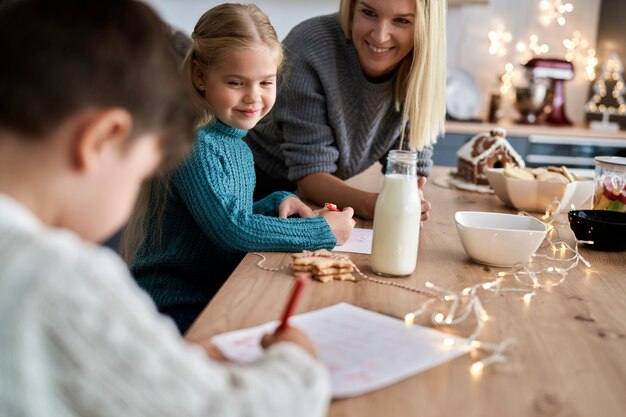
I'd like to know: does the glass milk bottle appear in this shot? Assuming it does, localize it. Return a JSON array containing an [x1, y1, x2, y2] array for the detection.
[[370, 150, 421, 277]]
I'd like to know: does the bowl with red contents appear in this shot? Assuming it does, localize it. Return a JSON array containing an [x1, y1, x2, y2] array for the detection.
[[568, 209, 626, 252], [593, 156, 626, 212]]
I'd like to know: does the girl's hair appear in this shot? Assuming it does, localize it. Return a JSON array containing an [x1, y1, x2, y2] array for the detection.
[[183, 3, 284, 129], [339, 0, 446, 150], [121, 3, 282, 264]]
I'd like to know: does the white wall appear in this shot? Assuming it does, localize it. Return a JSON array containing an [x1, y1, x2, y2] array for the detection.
[[143, 0, 340, 40], [145, 0, 601, 124], [448, 0, 602, 123]]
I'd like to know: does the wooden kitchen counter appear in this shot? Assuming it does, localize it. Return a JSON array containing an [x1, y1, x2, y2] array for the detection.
[[186, 166, 626, 417]]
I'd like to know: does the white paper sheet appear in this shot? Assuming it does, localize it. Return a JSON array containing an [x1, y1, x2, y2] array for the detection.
[[211, 303, 471, 398], [332, 227, 373, 254]]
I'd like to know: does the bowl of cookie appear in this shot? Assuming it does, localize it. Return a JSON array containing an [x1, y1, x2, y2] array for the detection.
[[485, 165, 593, 213]]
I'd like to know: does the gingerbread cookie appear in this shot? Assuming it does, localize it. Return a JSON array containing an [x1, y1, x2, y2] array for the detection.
[[546, 165, 575, 183], [503, 166, 535, 181], [529, 167, 548, 177], [536, 171, 569, 184], [502, 165, 575, 183], [291, 250, 356, 283]]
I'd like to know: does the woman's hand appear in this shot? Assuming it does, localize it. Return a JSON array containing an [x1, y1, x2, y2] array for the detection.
[[278, 197, 316, 218], [297, 173, 378, 220], [418, 176, 431, 222]]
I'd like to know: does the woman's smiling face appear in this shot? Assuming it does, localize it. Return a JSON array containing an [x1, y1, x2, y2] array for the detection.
[[351, 0, 415, 80]]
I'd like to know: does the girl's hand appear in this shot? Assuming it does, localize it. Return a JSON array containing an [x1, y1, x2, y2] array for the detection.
[[418, 177, 431, 222], [320, 206, 355, 245], [261, 326, 318, 359], [278, 197, 315, 218]]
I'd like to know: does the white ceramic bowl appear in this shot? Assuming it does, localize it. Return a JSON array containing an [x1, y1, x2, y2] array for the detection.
[[455, 211, 548, 267], [485, 168, 593, 213]]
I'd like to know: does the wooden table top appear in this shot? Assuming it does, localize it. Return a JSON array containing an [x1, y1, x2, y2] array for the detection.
[[186, 166, 626, 417]]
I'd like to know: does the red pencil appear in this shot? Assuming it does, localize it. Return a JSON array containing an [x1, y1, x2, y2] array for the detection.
[[277, 275, 309, 331], [325, 202, 356, 225]]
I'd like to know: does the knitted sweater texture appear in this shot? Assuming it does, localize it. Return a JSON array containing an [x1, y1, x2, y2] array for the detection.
[[133, 120, 335, 310], [246, 13, 433, 182], [0, 194, 330, 417]]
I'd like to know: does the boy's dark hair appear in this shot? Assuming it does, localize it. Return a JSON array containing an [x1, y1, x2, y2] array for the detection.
[[0, 0, 194, 167]]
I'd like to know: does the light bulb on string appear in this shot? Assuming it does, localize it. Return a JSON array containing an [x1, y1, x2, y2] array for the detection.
[[539, 0, 574, 27], [488, 24, 512, 57]]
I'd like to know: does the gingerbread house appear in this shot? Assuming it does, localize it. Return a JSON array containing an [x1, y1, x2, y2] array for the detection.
[[456, 128, 525, 185]]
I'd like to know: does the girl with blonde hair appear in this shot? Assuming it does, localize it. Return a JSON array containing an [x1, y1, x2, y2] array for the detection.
[[247, 0, 446, 219], [128, 3, 354, 334]]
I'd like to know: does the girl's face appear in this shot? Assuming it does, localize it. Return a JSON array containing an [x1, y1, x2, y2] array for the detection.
[[351, 0, 415, 80], [201, 46, 279, 130]]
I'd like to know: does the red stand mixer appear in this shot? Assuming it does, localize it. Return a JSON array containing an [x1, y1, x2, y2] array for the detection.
[[515, 58, 574, 126]]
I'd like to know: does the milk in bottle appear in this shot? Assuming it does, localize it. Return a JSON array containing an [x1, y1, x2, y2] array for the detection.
[[370, 150, 421, 276]]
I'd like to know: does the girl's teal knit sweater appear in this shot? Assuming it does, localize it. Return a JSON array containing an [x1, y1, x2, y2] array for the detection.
[[132, 119, 335, 312]]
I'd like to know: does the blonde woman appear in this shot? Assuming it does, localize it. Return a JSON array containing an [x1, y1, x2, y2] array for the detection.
[[247, 0, 446, 219]]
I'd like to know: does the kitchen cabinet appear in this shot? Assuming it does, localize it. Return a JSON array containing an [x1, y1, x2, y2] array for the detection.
[[434, 121, 626, 169]]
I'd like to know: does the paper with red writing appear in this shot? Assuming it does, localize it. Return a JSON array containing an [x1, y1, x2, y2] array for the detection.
[[332, 227, 372, 254], [211, 302, 470, 398]]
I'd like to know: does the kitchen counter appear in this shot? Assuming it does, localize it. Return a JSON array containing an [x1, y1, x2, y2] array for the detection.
[[436, 121, 626, 168], [446, 120, 626, 141]]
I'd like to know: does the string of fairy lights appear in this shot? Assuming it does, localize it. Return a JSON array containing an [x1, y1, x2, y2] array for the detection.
[[487, 0, 600, 106], [254, 198, 593, 377], [402, 198, 592, 376], [485, 1, 626, 123], [585, 54, 626, 116], [539, 0, 574, 27]]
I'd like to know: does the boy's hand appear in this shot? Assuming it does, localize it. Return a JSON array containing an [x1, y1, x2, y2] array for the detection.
[[320, 206, 355, 245], [278, 197, 315, 218], [193, 339, 228, 362], [261, 326, 318, 359]]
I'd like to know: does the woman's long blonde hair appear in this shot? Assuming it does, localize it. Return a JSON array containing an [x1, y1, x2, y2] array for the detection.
[[339, 0, 446, 150], [120, 3, 282, 264], [183, 3, 283, 129]]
